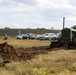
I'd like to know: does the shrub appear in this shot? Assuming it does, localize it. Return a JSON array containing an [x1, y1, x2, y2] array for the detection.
[[34, 67, 50, 75]]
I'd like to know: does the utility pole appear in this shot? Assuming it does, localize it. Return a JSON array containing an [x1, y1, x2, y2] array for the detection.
[[63, 17, 65, 29]]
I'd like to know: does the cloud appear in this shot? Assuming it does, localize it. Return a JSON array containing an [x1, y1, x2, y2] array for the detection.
[[0, 20, 26, 28], [0, 20, 11, 28], [0, 0, 37, 6], [13, 13, 29, 18], [0, 4, 33, 13], [0, 0, 76, 29], [69, 0, 76, 6], [13, 0, 37, 5], [0, 0, 12, 6]]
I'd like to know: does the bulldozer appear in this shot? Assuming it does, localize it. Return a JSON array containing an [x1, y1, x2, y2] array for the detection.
[[50, 27, 76, 49]]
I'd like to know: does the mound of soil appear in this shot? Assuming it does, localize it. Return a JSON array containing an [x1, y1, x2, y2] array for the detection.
[[0, 42, 18, 61], [0, 42, 50, 66], [17, 46, 50, 61], [0, 42, 74, 67]]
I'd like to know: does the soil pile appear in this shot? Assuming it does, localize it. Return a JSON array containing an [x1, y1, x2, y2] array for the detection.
[[17, 46, 50, 61], [0, 42, 74, 67], [0, 42, 50, 65], [0, 42, 18, 61]]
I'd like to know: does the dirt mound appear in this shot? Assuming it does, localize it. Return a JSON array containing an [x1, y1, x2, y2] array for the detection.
[[17, 47, 49, 61], [0, 42, 18, 61], [0, 42, 74, 67], [16, 46, 50, 61], [0, 42, 50, 66]]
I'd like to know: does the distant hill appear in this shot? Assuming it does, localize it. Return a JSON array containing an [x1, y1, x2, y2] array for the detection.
[[0, 29, 61, 36]]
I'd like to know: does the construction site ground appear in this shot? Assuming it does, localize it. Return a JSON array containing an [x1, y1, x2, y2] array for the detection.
[[0, 41, 75, 67]]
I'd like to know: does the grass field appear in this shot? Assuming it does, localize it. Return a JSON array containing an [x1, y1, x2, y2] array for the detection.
[[0, 37, 50, 48], [0, 38, 76, 75]]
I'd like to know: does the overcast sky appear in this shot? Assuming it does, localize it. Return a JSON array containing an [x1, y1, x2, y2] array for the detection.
[[0, 0, 76, 29]]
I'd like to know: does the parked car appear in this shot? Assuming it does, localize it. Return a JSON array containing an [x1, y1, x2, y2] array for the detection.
[[37, 33, 56, 40], [22, 34, 30, 39], [39, 33, 49, 40], [16, 34, 25, 39], [22, 33, 37, 39], [27, 33, 37, 39], [36, 35, 42, 40], [45, 33, 56, 40], [51, 32, 61, 40]]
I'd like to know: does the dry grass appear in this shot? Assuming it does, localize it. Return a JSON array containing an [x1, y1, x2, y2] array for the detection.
[[0, 37, 50, 48], [0, 50, 75, 75], [0, 37, 76, 75]]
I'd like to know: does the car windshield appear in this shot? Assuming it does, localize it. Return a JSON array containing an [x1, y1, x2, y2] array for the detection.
[[30, 34, 34, 36], [24, 34, 29, 36], [48, 33, 55, 36], [19, 34, 24, 36], [43, 33, 49, 36], [27, 33, 36, 36]]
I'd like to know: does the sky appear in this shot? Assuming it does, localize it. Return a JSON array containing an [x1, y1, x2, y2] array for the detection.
[[0, 0, 76, 29]]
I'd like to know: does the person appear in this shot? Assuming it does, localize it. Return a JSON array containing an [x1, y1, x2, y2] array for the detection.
[[4, 34, 8, 40]]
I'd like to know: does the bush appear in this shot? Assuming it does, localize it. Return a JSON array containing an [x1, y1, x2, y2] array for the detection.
[[34, 67, 50, 75]]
